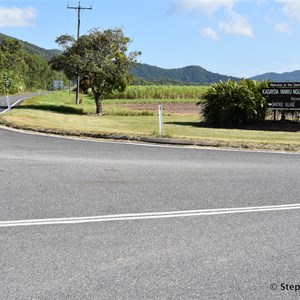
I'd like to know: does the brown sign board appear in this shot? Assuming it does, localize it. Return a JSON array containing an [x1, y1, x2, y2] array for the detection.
[[261, 82, 300, 110]]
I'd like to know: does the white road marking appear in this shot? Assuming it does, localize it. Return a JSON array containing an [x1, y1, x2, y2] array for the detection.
[[0, 97, 32, 115], [1, 203, 300, 228]]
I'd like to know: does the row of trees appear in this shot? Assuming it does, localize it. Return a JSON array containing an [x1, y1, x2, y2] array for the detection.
[[0, 37, 65, 94]]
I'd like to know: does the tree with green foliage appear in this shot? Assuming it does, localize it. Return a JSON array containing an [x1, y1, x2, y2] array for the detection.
[[200, 79, 268, 127], [0, 36, 66, 94], [50, 28, 141, 114], [0, 37, 27, 93]]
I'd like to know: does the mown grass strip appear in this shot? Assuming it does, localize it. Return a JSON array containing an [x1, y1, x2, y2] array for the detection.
[[0, 91, 299, 152]]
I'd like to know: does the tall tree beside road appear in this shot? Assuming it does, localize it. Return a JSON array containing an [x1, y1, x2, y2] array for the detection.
[[50, 28, 141, 114]]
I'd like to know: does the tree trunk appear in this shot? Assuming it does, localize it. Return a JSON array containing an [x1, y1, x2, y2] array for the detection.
[[94, 93, 103, 115]]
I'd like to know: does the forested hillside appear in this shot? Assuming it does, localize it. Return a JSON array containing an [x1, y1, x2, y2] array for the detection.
[[0, 35, 65, 94], [251, 70, 300, 82], [0, 33, 61, 60], [131, 64, 240, 84]]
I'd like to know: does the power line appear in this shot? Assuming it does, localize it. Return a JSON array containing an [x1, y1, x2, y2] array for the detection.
[[66, 0, 70, 34], [67, 2, 93, 104], [84, 1, 94, 33], [67, 1, 92, 40]]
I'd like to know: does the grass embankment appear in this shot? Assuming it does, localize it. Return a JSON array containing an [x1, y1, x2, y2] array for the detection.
[[1, 89, 300, 151]]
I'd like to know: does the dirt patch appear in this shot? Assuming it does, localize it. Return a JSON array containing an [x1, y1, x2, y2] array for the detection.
[[120, 103, 202, 115]]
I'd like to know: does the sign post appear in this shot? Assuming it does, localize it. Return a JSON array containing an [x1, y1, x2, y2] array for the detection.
[[5, 96, 12, 115], [158, 105, 163, 137], [261, 82, 300, 120], [261, 82, 300, 110]]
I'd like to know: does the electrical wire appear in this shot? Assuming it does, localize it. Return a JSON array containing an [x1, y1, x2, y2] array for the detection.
[[82, 0, 94, 34], [66, 0, 70, 34]]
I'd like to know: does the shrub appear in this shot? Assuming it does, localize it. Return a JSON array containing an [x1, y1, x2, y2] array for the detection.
[[200, 79, 268, 126]]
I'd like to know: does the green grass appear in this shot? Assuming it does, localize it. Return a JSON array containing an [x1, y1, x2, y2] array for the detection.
[[21, 91, 96, 114], [1, 90, 300, 151]]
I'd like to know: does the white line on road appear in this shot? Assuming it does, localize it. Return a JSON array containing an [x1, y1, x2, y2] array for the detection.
[[1, 203, 300, 228], [0, 96, 31, 115]]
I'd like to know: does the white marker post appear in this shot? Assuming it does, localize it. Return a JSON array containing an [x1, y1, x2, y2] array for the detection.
[[6, 96, 12, 115], [158, 105, 163, 137]]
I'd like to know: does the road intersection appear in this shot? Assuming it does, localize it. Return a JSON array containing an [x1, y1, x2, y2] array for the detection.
[[0, 127, 299, 299]]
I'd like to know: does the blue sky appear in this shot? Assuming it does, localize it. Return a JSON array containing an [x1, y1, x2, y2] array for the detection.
[[1, 0, 300, 78]]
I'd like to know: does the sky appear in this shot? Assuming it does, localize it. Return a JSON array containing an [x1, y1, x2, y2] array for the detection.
[[1, 0, 300, 78]]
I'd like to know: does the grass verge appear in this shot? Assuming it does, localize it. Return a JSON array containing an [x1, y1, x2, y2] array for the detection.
[[0, 91, 300, 152]]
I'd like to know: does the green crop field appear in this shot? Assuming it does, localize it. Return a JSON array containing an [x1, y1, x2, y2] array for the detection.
[[109, 85, 209, 100]]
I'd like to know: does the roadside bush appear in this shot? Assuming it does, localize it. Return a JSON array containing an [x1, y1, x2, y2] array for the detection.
[[200, 79, 268, 126], [0, 71, 22, 94]]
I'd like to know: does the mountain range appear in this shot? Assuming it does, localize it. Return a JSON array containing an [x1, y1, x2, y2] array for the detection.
[[130, 64, 240, 85], [251, 70, 300, 82], [1, 32, 300, 84]]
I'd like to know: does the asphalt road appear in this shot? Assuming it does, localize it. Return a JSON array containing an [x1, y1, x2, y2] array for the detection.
[[0, 127, 300, 299], [0, 92, 48, 114]]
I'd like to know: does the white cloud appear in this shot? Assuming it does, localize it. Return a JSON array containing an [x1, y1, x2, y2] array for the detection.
[[274, 22, 291, 34], [0, 6, 37, 28], [219, 10, 254, 38], [277, 0, 300, 22], [200, 27, 219, 40], [170, 0, 236, 16], [169, 0, 255, 40]]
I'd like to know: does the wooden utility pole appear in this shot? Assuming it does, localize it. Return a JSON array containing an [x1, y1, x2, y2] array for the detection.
[[67, 2, 92, 104]]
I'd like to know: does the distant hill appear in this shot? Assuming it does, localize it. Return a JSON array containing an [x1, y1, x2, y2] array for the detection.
[[131, 64, 240, 85], [0, 33, 61, 60], [5, 32, 300, 84], [251, 70, 300, 82]]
